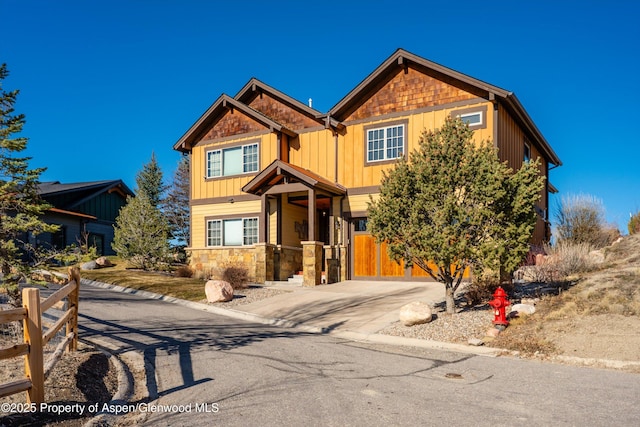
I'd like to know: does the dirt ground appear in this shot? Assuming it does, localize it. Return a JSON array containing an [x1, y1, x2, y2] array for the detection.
[[0, 342, 118, 427], [491, 234, 640, 371]]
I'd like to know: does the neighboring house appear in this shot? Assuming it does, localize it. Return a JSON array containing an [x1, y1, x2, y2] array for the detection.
[[37, 180, 134, 255], [174, 48, 562, 286]]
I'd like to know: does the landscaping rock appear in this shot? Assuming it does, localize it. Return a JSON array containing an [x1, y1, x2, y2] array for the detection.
[[468, 338, 484, 346], [399, 301, 433, 326], [511, 303, 536, 315], [95, 256, 113, 267], [81, 260, 98, 271], [205, 280, 233, 303]]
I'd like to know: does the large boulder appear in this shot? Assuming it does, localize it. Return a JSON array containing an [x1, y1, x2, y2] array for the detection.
[[95, 256, 113, 267], [81, 260, 98, 271], [205, 280, 234, 303], [511, 303, 536, 315], [399, 301, 433, 326]]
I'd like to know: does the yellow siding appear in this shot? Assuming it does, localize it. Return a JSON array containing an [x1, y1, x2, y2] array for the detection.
[[288, 129, 335, 180], [338, 101, 494, 188], [281, 195, 308, 246], [190, 201, 261, 248], [345, 194, 378, 215], [269, 201, 277, 245], [191, 133, 277, 200]]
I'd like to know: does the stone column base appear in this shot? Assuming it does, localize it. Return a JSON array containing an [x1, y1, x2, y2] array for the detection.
[[301, 241, 323, 287]]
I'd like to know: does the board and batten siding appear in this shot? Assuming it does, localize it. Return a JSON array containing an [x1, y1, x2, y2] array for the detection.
[[190, 201, 261, 249], [497, 105, 549, 244], [287, 130, 336, 182], [337, 101, 494, 189], [190, 133, 278, 200]]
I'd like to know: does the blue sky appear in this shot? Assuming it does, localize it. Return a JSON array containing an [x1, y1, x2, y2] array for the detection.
[[2, 0, 639, 232]]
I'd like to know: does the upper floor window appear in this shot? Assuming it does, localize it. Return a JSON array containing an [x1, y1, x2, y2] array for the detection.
[[524, 142, 531, 163], [206, 143, 259, 178], [366, 124, 405, 163], [460, 111, 483, 127], [207, 217, 259, 247], [451, 105, 488, 131]]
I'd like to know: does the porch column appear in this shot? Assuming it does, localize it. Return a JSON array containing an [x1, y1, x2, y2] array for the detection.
[[260, 194, 267, 243], [302, 241, 323, 286], [307, 188, 316, 241]]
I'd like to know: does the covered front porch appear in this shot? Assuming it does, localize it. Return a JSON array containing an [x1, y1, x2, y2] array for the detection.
[[242, 160, 347, 286]]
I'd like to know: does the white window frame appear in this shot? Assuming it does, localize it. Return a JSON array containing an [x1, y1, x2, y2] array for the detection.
[[206, 142, 259, 178], [206, 217, 259, 247], [459, 111, 483, 127], [366, 124, 405, 163]]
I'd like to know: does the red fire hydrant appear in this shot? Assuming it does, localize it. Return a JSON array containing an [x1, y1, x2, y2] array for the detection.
[[488, 286, 510, 328]]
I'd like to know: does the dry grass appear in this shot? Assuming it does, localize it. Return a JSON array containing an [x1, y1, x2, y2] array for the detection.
[[493, 234, 640, 356], [66, 257, 208, 302]]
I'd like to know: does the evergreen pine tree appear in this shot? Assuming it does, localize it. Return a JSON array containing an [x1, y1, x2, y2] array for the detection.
[[368, 117, 544, 314], [164, 156, 190, 246], [112, 194, 170, 270], [135, 152, 165, 208], [0, 64, 57, 303]]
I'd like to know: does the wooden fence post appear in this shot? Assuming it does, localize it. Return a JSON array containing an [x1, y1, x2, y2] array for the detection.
[[23, 288, 44, 405], [66, 267, 80, 352]]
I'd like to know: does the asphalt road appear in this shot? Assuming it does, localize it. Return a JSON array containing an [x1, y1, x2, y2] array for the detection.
[[79, 283, 640, 427]]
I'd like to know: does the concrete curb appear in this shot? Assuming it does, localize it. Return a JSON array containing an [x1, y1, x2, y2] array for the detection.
[[80, 278, 640, 371], [80, 278, 504, 358]]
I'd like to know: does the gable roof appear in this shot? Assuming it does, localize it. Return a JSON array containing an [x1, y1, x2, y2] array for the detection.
[[38, 180, 134, 209], [329, 48, 561, 166], [174, 94, 297, 152], [235, 78, 324, 120], [242, 159, 346, 196]]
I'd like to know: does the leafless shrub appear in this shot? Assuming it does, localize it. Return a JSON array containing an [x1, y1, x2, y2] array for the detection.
[[174, 265, 193, 278], [213, 262, 249, 290], [555, 194, 620, 249]]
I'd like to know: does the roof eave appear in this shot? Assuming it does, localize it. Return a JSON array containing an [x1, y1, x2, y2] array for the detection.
[[173, 95, 297, 152], [235, 78, 325, 125], [329, 48, 511, 121], [503, 93, 562, 167]]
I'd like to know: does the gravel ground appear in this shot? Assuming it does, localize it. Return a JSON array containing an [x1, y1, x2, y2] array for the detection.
[[380, 306, 495, 343], [201, 284, 496, 343], [202, 285, 291, 308]]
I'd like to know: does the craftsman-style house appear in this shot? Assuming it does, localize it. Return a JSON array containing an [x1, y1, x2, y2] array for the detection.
[[174, 49, 561, 285], [37, 180, 134, 255]]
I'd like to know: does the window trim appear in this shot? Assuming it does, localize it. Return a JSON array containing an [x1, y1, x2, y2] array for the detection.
[[363, 119, 408, 165], [205, 141, 260, 179], [206, 216, 259, 247], [451, 105, 488, 131]]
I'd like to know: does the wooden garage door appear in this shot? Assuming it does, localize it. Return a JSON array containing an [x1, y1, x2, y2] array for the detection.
[[351, 218, 469, 280]]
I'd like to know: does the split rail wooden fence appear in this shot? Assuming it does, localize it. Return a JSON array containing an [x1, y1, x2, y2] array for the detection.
[[0, 267, 80, 404]]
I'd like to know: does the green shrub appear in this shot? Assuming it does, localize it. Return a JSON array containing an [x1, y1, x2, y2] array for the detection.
[[629, 211, 640, 235]]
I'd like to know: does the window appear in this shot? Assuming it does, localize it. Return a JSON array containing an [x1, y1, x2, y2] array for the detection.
[[207, 217, 259, 246], [206, 143, 259, 178], [524, 142, 531, 162], [460, 111, 483, 127], [366, 124, 405, 163], [451, 106, 488, 131], [354, 218, 368, 232]]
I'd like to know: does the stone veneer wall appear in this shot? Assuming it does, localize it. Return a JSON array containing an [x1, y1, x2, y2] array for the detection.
[[191, 248, 257, 281], [276, 246, 303, 280]]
